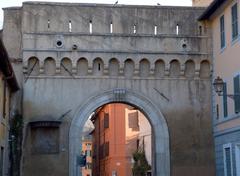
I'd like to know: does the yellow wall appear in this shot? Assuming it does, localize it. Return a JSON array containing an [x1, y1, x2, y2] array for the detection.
[[211, 0, 240, 130], [0, 70, 11, 175]]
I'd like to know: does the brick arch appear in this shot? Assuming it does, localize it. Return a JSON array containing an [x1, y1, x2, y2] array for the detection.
[[69, 89, 170, 176]]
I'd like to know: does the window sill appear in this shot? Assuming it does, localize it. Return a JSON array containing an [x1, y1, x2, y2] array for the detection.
[[231, 35, 240, 46], [220, 45, 226, 54]]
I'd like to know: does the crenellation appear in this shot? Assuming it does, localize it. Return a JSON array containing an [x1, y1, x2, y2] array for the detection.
[[20, 2, 206, 35]]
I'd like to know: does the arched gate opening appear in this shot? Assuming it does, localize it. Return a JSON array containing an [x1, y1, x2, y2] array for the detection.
[[69, 89, 170, 176]]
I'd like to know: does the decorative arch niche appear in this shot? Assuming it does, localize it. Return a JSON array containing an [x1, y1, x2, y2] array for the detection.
[[169, 59, 180, 77], [124, 59, 134, 78], [27, 57, 40, 76], [77, 58, 88, 76], [139, 59, 150, 77], [155, 59, 165, 78], [109, 58, 119, 77], [44, 57, 56, 76]]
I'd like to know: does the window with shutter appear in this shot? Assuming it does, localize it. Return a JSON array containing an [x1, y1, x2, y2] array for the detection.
[[220, 15, 226, 48], [223, 144, 233, 176], [232, 3, 238, 40], [104, 142, 109, 157], [223, 82, 228, 117], [234, 75, 240, 113], [104, 113, 109, 128], [128, 111, 139, 131]]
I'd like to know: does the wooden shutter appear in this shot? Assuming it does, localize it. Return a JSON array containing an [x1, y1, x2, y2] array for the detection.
[[234, 75, 240, 113], [224, 147, 232, 176], [104, 113, 109, 128], [104, 142, 109, 157], [128, 112, 139, 131], [223, 82, 228, 117]]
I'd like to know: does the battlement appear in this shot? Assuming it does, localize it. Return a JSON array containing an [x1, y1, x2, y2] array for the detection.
[[5, 2, 206, 35]]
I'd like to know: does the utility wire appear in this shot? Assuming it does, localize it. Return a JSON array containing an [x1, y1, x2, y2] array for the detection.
[[24, 59, 38, 83], [60, 62, 75, 79]]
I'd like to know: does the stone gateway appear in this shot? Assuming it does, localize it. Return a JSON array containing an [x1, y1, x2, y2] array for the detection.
[[2, 2, 215, 176]]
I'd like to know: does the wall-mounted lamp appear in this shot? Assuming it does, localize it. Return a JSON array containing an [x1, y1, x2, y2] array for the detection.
[[213, 76, 240, 99]]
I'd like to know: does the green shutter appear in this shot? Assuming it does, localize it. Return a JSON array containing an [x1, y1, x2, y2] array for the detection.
[[223, 82, 228, 117], [232, 3, 238, 39], [234, 75, 240, 113], [220, 15, 225, 48]]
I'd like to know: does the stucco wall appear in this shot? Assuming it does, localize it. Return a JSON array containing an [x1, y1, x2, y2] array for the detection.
[[215, 129, 240, 176]]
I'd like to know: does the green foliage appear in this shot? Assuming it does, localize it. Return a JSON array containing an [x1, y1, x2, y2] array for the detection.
[[132, 150, 151, 176], [9, 112, 23, 176]]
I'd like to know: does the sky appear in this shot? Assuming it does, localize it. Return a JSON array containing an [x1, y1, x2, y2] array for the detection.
[[0, 0, 192, 28]]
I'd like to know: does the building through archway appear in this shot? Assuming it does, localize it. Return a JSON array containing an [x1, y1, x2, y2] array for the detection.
[[81, 103, 152, 176]]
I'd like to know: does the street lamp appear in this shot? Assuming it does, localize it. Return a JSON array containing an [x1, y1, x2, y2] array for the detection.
[[213, 76, 224, 96], [213, 76, 240, 100]]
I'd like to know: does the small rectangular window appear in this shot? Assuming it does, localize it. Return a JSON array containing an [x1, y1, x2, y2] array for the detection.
[[110, 22, 113, 33], [232, 3, 238, 40], [133, 25, 137, 34], [176, 24, 179, 35], [223, 144, 233, 176], [154, 25, 157, 35], [89, 20, 92, 34], [69, 20, 72, 32], [47, 19, 50, 29], [220, 15, 226, 48]]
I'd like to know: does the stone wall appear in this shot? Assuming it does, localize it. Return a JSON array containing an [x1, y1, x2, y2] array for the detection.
[[2, 2, 215, 176]]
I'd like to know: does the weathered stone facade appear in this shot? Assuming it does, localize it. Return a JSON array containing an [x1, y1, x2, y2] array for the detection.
[[2, 2, 215, 176]]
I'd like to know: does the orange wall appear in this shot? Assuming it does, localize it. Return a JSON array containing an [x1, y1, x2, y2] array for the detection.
[[92, 104, 129, 176]]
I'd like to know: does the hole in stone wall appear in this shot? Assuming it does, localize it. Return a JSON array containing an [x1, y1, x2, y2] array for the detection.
[[89, 20, 93, 34], [47, 19, 50, 29], [133, 25, 137, 34], [93, 58, 103, 76], [154, 25, 157, 35], [69, 20, 72, 32], [98, 63, 101, 71], [56, 40, 63, 47], [182, 43, 187, 49], [110, 22, 113, 33], [199, 25, 202, 35], [176, 24, 179, 35]]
